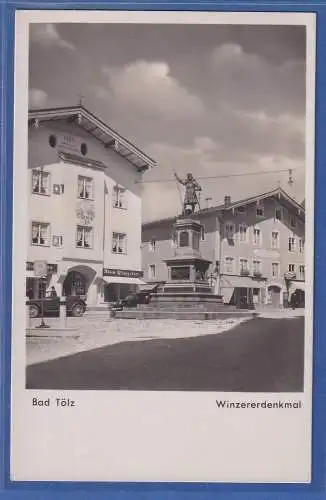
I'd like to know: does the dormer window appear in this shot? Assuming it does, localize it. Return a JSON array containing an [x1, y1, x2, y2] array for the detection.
[[256, 201, 264, 218], [236, 206, 245, 215], [225, 222, 235, 240], [289, 214, 296, 228]]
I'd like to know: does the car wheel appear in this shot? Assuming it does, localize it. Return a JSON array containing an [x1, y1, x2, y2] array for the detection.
[[29, 304, 40, 318], [70, 303, 85, 317]]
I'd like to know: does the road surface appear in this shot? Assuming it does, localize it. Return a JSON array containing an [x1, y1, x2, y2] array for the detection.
[[26, 317, 304, 392]]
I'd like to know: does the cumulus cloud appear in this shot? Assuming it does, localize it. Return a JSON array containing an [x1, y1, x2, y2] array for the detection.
[[30, 23, 76, 50], [29, 88, 48, 108], [141, 138, 305, 222], [210, 43, 305, 116], [100, 60, 205, 120]]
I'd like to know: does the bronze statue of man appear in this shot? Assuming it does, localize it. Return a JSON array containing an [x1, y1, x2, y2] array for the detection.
[[174, 172, 202, 214]]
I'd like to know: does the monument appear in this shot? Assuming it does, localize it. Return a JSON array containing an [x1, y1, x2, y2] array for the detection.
[[112, 173, 254, 319], [142, 173, 227, 314]]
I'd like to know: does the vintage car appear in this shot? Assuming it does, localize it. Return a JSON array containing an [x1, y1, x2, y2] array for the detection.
[[27, 295, 87, 318], [111, 283, 164, 310]]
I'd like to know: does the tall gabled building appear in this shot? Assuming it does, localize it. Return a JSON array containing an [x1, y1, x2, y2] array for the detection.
[[26, 105, 157, 306], [142, 187, 305, 308]]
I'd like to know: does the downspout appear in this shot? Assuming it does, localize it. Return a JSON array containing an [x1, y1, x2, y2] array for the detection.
[[214, 214, 222, 295]]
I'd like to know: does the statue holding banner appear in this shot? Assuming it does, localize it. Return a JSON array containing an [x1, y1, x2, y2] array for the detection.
[[174, 172, 202, 215]]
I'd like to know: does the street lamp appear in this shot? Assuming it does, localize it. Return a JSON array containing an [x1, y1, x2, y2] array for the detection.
[[34, 260, 51, 329]]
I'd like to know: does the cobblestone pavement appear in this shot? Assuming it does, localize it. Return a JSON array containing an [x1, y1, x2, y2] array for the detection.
[[26, 315, 249, 366]]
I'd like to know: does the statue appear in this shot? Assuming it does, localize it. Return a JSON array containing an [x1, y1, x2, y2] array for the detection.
[[174, 172, 202, 214]]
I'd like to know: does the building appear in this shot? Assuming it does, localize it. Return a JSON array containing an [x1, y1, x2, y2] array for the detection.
[[26, 105, 157, 306], [142, 187, 305, 308]]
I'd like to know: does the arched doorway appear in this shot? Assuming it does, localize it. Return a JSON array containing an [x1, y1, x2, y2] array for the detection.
[[63, 271, 87, 296], [62, 266, 97, 299], [268, 285, 281, 307]]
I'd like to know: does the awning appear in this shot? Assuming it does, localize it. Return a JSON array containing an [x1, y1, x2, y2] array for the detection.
[[102, 276, 146, 285], [220, 275, 266, 289], [139, 283, 162, 292]]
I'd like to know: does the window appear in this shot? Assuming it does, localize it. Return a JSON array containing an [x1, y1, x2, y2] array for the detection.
[[113, 185, 126, 208], [49, 135, 57, 148], [225, 257, 234, 274], [239, 224, 248, 243], [252, 260, 261, 274], [271, 231, 279, 249], [78, 176, 93, 200], [299, 238, 305, 253], [240, 258, 249, 274], [38, 281, 47, 299], [200, 225, 205, 241], [289, 214, 296, 228], [32, 169, 50, 195], [31, 222, 50, 246], [299, 265, 305, 280], [80, 143, 88, 156], [52, 235, 63, 248], [253, 228, 261, 246], [288, 237, 296, 252], [236, 206, 245, 215], [149, 264, 156, 280], [275, 209, 282, 221], [225, 222, 235, 239], [272, 262, 279, 278], [256, 201, 264, 218], [149, 239, 156, 252], [76, 226, 93, 248], [112, 232, 127, 254], [288, 264, 296, 273]]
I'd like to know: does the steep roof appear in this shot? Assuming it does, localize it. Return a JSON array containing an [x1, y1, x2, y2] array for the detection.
[[28, 105, 157, 173], [142, 186, 305, 228]]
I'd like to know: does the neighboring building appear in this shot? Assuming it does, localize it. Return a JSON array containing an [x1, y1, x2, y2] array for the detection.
[[26, 105, 157, 306], [142, 187, 305, 307]]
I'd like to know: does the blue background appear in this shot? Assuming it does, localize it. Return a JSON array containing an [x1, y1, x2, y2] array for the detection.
[[0, 0, 325, 498]]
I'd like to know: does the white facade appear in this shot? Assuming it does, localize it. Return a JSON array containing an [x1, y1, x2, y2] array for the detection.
[[26, 106, 156, 306]]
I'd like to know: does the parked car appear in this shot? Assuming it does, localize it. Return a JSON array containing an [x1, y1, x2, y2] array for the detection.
[[27, 295, 87, 318], [111, 290, 151, 310], [111, 282, 164, 310]]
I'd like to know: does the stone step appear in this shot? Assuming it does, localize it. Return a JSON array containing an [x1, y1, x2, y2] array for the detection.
[[111, 310, 257, 321], [138, 303, 236, 312]]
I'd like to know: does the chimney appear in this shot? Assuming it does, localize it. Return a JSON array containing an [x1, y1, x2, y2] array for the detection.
[[224, 195, 231, 208]]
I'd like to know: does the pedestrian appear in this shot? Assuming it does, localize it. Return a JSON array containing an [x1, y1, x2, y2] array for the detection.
[[49, 286, 58, 298], [290, 293, 296, 310]]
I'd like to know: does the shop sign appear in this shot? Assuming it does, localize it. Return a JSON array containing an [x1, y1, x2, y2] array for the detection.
[[103, 268, 143, 279]]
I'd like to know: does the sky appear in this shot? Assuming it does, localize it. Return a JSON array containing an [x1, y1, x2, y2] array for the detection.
[[28, 22, 307, 222]]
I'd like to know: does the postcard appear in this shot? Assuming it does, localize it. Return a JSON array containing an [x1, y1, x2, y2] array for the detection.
[[10, 10, 315, 483]]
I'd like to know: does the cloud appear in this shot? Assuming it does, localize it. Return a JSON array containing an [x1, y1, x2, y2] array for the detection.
[[30, 24, 76, 50], [210, 43, 305, 116], [29, 88, 48, 108], [100, 60, 205, 120], [141, 138, 305, 222]]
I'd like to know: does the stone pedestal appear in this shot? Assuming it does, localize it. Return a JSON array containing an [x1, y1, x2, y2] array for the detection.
[[144, 215, 224, 314]]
